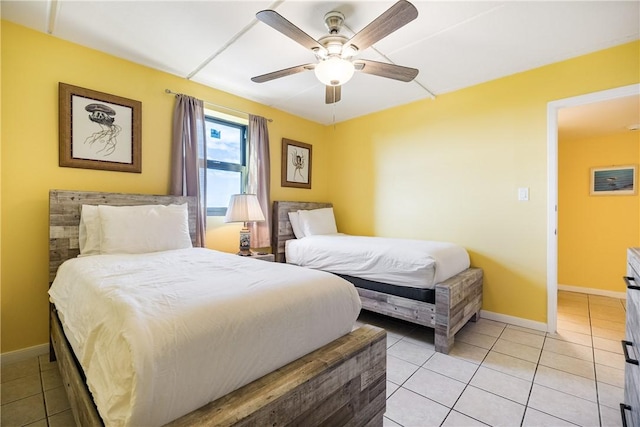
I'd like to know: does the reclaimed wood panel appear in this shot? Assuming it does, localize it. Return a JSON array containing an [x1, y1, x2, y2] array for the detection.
[[49, 190, 196, 284], [165, 325, 386, 427], [272, 201, 332, 262], [50, 308, 103, 427], [357, 287, 436, 327], [624, 248, 640, 427]]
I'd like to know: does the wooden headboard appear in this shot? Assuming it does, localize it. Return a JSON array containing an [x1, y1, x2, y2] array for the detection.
[[271, 201, 332, 263], [49, 190, 197, 284]]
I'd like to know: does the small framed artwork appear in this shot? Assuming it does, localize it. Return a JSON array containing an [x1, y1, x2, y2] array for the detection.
[[281, 138, 312, 189], [59, 83, 142, 173], [590, 165, 637, 196]]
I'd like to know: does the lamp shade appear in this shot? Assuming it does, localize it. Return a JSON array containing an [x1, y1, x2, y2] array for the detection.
[[314, 57, 355, 86], [224, 194, 265, 223]]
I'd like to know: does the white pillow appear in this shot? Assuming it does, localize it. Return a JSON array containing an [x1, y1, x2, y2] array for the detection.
[[78, 205, 102, 256], [298, 207, 338, 236], [288, 211, 305, 239], [98, 204, 192, 254]]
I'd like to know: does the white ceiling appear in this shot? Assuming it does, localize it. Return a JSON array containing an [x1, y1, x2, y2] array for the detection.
[[2, 1, 639, 125]]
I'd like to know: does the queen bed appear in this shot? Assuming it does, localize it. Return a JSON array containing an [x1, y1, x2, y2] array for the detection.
[[48, 190, 386, 427], [272, 201, 483, 354]]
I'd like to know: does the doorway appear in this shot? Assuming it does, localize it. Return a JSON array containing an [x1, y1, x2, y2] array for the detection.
[[546, 83, 640, 333]]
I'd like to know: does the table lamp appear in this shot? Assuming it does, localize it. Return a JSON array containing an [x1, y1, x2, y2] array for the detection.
[[224, 194, 265, 256]]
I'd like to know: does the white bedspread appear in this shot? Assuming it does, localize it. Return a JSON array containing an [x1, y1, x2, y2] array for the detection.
[[48, 248, 361, 427], [286, 234, 470, 288]]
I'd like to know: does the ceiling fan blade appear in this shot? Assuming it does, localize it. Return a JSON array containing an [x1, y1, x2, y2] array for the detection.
[[251, 64, 315, 83], [346, 0, 418, 52], [354, 59, 418, 82], [325, 85, 342, 104], [256, 10, 325, 52]]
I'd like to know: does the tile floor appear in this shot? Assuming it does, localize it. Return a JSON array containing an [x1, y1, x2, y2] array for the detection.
[[1, 291, 627, 427]]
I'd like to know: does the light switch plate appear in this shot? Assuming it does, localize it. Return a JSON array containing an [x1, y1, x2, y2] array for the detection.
[[518, 187, 529, 201]]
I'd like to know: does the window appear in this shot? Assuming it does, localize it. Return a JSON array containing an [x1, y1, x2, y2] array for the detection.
[[204, 115, 248, 216]]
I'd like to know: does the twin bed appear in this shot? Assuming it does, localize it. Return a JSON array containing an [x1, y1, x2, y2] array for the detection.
[[272, 201, 483, 354], [48, 190, 386, 427]]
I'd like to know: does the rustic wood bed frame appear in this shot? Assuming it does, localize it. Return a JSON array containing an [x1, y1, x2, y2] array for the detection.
[[272, 201, 483, 354], [48, 190, 386, 427]]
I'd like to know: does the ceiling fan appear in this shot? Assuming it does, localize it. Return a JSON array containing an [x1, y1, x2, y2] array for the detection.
[[251, 0, 419, 104]]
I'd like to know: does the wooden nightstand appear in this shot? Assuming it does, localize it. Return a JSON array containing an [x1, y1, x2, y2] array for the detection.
[[246, 253, 275, 262]]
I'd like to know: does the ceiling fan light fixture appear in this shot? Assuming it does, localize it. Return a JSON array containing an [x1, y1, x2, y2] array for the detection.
[[314, 57, 355, 86], [341, 44, 358, 58]]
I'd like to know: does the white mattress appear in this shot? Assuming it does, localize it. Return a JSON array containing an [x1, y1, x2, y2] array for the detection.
[[286, 234, 470, 288], [48, 248, 361, 427]]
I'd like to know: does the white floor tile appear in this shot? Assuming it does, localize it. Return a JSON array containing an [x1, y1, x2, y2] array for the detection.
[[383, 416, 402, 427], [456, 329, 499, 349], [386, 354, 420, 385], [423, 352, 479, 383], [387, 339, 435, 366], [522, 407, 579, 427], [404, 367, 466, 407], [454, 385, 525, 427], [401, 328, 436, 349], [557, 319, 592, 335], [543, 337, 594, 361], [547, 329, 593, 347], [592, 326, 625, 341], [595, 363, 625, 388], [448, 341, 489, 365], [504, 324, 547, 337], [539, 349, 595, 379], [442, 410, 489, 426], [499, 328, 545, 349], [593, 336, 624, 354], [492, 338, 541, 363], [470, 366, 532, 405], [386, 381, 399, 399], [481, 351, 537, 382], [594, 348, 625, 369], [597, 381, 625, 410], [385, 387, 449, 427], [533, 365, 597, 402], [528, 383, 600, 426], [462, 319, 506, 338], [601, 404, 624, 427]]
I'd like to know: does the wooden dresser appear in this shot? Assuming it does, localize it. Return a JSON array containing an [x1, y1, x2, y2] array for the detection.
[[622, 247, 640, 427]]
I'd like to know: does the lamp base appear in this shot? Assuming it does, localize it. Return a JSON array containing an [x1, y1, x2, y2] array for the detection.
[[238, 227, 251, 256]]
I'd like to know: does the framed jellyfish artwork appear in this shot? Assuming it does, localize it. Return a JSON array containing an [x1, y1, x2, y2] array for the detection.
[[281, 138, 312, 189], [59, 83, 142, 173]]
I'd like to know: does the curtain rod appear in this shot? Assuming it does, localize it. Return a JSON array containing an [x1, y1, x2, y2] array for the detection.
[[165, 89, 273, 122]]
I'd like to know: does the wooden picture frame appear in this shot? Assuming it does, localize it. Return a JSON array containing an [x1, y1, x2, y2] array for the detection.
[[590, 165, 637, 196], [59, 83, 142, 173], [281, 138, 312, 189]]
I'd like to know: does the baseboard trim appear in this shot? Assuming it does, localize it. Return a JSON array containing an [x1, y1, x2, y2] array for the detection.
[[558, 284, 626, 300], [480, 310, 548, 332], [1, 343, 49, 366]]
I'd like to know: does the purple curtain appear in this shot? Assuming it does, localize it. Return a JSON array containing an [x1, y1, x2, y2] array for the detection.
[[170, 95, 206, 247], [247, 115, 271, 248]]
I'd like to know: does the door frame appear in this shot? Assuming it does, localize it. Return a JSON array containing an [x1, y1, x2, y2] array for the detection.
[[546, 83, 640, 333]]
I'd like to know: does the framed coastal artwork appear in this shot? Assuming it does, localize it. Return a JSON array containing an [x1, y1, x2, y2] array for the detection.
[[59, 83, 142, 173], [281, 138, 312, 189], [590, 165, 637, 196]]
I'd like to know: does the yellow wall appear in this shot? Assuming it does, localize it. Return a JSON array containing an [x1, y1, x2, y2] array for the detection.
[[0, 21, 330, 353], [2, 19, 639, 353], [326, 41, 639, 323], [559, 132, 639, 291]]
